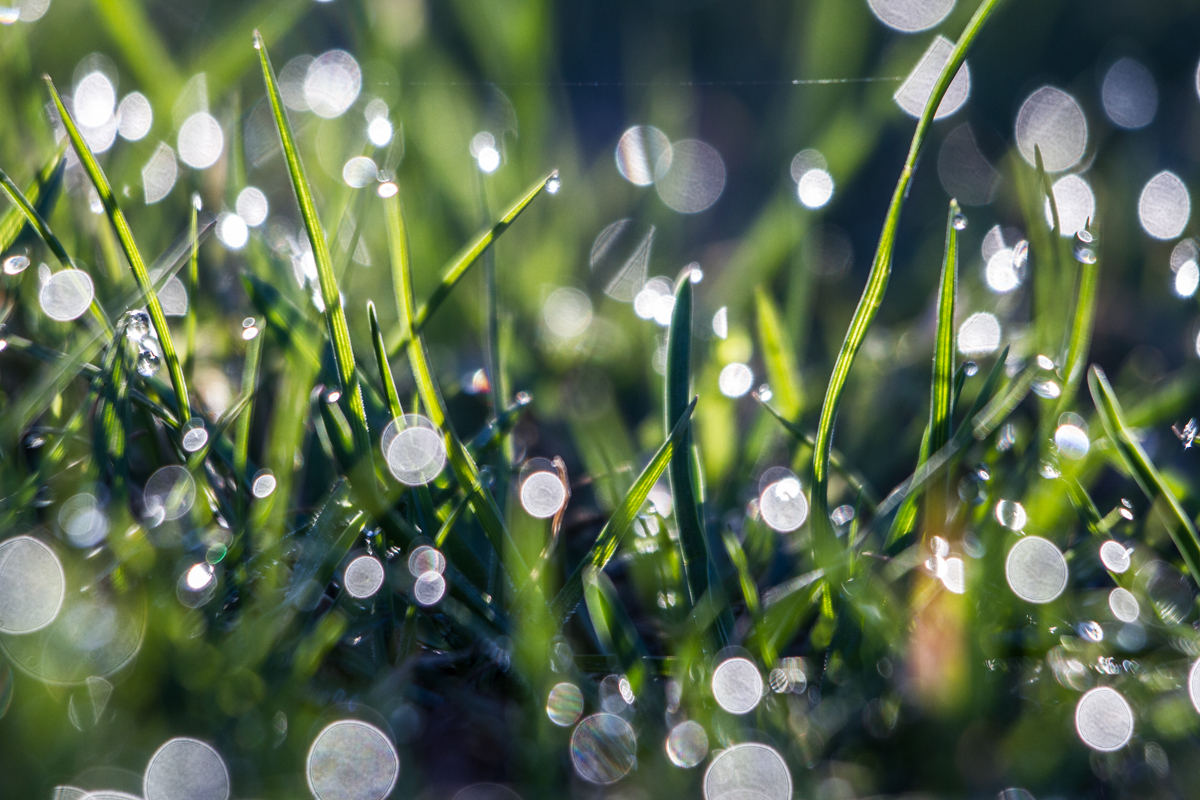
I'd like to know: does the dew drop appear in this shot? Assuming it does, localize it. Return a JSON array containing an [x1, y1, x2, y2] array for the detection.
[[952, 212, 968, 231], [306, 720, 399, 800], [252, 470, 276, 498], [711, 657, 763, 715], [344, 554, 385, 599], [545, 171, 561, 194], [665, 720, 708, 768], [546, 682, 584, 727], [1005, 535, 1068, 604], [1075, 687, 1133, 752], [136, 347, 161, 377], [570, 714, 637, 785], [3, 254, 30, 275]]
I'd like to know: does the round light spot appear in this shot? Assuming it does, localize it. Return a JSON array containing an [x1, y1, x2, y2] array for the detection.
[[712, 306, 728, 339], [542, 287, 593, 339], [181, 418, 207, 452], [307, 720, 399, 800], [40, 269, 94, 322], [703, 743, 791, 800], [994, 500, 1027, 531], [407, 545, 446, 577], [570, 713, 637, 785], [985, 248, 1021, 293], [655, 139, 725, 214], [615, 125, 671, 186], [117, 92, 152, 141], [797, 169, 834, 209], [1054, 424, 1089, 459], [1102, 58, 1157, 130], [0, 536, 65, 634], [59, 493, 109, 548], [368, 117, 393, 147], [216, 214, 248, 250], [937, 123, 1000, 206], [143, 738, 230, 800], [74, 71, 115, 128], [1075, 687, 1133, 752], [956, 312, 1001, 355], [942, 556, 965, 594], [1138, 171, 1190, 240], [520, 471, 567, 519], [1188, 658, 1200, 714], [344, 555, 385, 599], [236, 187, 269, 227], [711, 657, 763, 715], [342, 156, 378, 188], [1108, 588, 1139, 622], [304, 51, 362, 119], [665, 720, 708, 768], [1046, 175, 1095, 237], [893, 36, 970, 120], [1099, 541, 1130, 574], [142, 143, 178, 204], [177, 113, 224, 170], [719, 363, 753, 398], [760, 476, 808, 532], [413, 571, 445, 606], [382, 416, 446, 486], [546, 682, 584, 727], [1005, 535, 1068, 604], [1174, 260, 1199, 298], [1015, 86, 1087, 172], [143, 465, 196, 522], [160, 276, 188, 317], [866, 0, 954, 32], [252, 470, 276, 498], [3, 254, 30, 275]]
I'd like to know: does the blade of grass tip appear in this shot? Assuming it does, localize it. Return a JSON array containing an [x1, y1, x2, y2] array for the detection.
[[1088, 366, 1200, 585], [185, 196, 199, 384], [368, 301, 404, 421], [254, 32, 372, 469], [808, 0, 1005, 570], [666, 272, 712, 609], [755, 287, 803, 419], [46, 76, 188, 411], [550, 398, 696, 627], [0, 163, 112, 336], [0, 143, 66, 253], [1055, 223, 1099, 413], [385, 171, 559, 359], [382, 189, 525, 575], [234, 328, 263, 513]]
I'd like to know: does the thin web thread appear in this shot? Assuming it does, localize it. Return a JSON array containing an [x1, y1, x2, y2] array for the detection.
[[398, 77, 903, 87]]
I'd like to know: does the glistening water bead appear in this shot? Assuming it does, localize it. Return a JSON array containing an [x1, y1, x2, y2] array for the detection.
[[1005, 536, 1068, 604], [344, 555, 385, 599], [1099, 540, 1131, 573], [136, 348, 160, 377], [570, 714, 637, 785], [306, 720, 400, 800], [407, 545, 446, 577], [711, 657, 763, 715], [1108, 588, 1140, 622], [520, 471, 567, 518], [40, 269, 94, 322], [546, 682, 584, 727], [759, 475, 809, 532], [1075, 687, 1134, 752], [665, 720, 708, 768], [143, 738, 230, 800], [2, 254, 29, 275]]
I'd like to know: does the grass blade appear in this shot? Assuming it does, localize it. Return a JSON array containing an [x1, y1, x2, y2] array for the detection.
[[185, 197, 200, 383], [254, 31, 372, 468], [0, 144, 65, 254], [45, 76, 187, 411], [368, 301, 404, 421], [755, 287, 803, 419], [385, 172, 558, 358], [1056, 227, 1099, 413], [929, 200, 960, 456], [808, 0, 1004, 570], [550, 397, 697, 627], [1088, 366, 1200, 585]]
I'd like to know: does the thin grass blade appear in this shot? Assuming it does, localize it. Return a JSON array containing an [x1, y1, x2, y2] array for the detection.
[[368, 301, 404, 421], [755, 287, 803, 419], [0, 144, 65, 253]]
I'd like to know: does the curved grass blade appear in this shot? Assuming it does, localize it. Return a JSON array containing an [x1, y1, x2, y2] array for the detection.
[[184, 198, 200, 383], [1056, 227, 1099, 413], [755, 287, 803, 419], [254, 31, 372, 468], [368, 301, 404, 421], [0, 144, 65, 253], [583, 567, 650, 684], [1088, 366, 1200, 585], [385, 172, 558, 358], [550, 397, 697, 627], [808, 0, 1005, 569], [45, 76, 186, 410]]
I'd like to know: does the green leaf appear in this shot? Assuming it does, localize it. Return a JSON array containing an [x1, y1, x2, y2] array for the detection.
[[755, 287, 803, 419], [808, 0, 1005, 571], [929, 200, 960, 456], [45, 76, 188, 413], [550, 398, 697, 627], [1057, 226, 1099, 413], [385, 172, 558, 358], [254, 31, 373, 469], [0, 144, 65, 254], [1088, 366, 1200, 586], [368, 301, 404, 421]]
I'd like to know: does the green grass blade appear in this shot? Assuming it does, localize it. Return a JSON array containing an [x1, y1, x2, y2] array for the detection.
[[666, 274, 710, 608], [383, 189, 522, 572], [368, 301, 404, 421], [550, 397, 696, 627], [1056, 228, 1099, 413], [930, 200, 960, 455], [755, 287, 803, 419], [91, 0, 183, 110], [808, 0, 1004, 569], [185, 198, 199, 384], [0, 164, 71, 266], [0, 144, 65, 254], [1088, 366, 1200, 585], [583, 568, 649, 685], [234, 328, 263, 512], [45, 76, 187, 410], [385, 172, 558, 358], [254, 31, 372, 468]]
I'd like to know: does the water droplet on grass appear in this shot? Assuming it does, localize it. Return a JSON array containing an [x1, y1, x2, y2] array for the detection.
[[1075, 687, 1133, 751], [306, 720, 399, 800], [143, 738, 230, 800], [0, 535, 65, 634], [712, 656, 763, 714], [545, 170, 561, 194], [570, 714, 637, 784], [136, 348, 160, 377], [1005, 535, 1068, 604], [665, 720, 708, 768], [344, 555, 385, 599], [546, 682, 584, 726], [952, 213, 968, 230]]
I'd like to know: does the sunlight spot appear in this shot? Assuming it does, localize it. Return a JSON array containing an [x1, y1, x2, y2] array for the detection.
[[1102, 58, 1157, 130], [1075, 687, 1133, 751], [1045, 174, 1095, 237], [143, 738, 230, 800], [759, 474, 808, 532], [142, 143, 178, 204], [616, 125, 671, 186], [570, 714, 637, 785], [178, 112, 224, 169], [719, 363, 753, 398], [306, 720, 399, 800], [236, 187, 269, 227], [1015, 86, 1087, 172], [344, 555, 385, 599], [117, 92, 152, 141], [666, 720, 708, 768], [304, 50, 362, 119], [1005, 535, 1068, 604], [893, 36, 970, 120], [1138, 171, 1190, 240], [655, 139, 725, 214], [711, 657, 763, 715], [0, 535, 65, 634], [704, 743, 791, 800], [40, 269, 94, 322], [546, 682, 584, 727], [867, 0, 954, 31], [956, 312, 1000, 355]]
